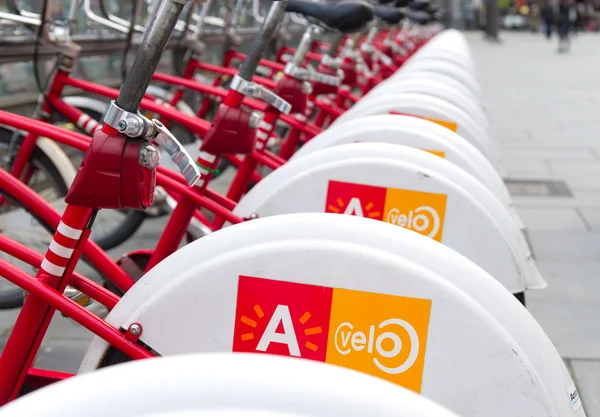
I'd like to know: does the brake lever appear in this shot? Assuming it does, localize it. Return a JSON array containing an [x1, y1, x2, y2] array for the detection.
[[151, 120, 201, 186]]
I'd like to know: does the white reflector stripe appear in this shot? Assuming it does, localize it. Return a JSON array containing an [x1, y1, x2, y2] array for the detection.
[[256, 131, 268, 140], [41, 258, 66, 276], [57, 221, 82, 239], [76, 114, 90, 130], [49, 240, 74, 258], [86, 119, 100, 134], [258, 121, 273, 131], [198, 151, 216, 163]]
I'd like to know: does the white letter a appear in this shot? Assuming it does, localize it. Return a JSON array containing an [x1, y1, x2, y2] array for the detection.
[[343, 197, 364, 217], [256, 305, 301, 357]]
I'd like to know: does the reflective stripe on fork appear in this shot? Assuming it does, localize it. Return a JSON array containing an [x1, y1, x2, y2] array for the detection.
[[40, 221, 83, 277], [76, 114, 101, 135]]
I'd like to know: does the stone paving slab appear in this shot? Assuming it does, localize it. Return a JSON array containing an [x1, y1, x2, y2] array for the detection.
[[469, 31, 600, 415], [516, 207, 587, 231]]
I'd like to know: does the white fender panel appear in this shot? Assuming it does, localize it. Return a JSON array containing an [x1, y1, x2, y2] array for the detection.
[[360, 78, 489, 130], [236, 143, 544, 291], [394, 60, 482, 99], [292, 115, 519, 227], [80, 214, 581, 417], [34, 138, 77, 187], [1, 353, 461, 417], [408, 48, 478, 78], [145, 85, 197, 117], [62, 96, 108, 117], [333, 93, 498, 166], [378, 70, 485, 113]]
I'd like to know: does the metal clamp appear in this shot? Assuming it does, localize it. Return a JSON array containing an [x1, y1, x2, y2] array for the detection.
[[321, 54, 342, 70], [383, 38, 404, 55], [284, 63, 342, 87], [104, 101, 154, 138], [230, 75, 292, 115], [151, 120, 201, 186]]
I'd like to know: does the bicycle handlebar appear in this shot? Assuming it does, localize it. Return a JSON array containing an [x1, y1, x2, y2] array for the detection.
[[116, 0, 188, 113]]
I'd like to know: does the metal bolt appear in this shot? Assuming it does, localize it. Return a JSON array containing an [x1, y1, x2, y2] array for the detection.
[[138, 143, 161, 169], [248, 112, 262, 129], [301, 81, 313, 94], [245, 85, 258, 97], [128, 323, 142, 336], [117, 120, 128, 131]]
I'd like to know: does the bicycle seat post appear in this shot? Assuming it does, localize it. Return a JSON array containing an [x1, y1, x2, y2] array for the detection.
[[200, 1, 291, 167]]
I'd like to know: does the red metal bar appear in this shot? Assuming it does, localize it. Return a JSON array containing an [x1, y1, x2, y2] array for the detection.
[[253, 150, 282, 171], [145, 197, 196, 272], [153, 71, 227, 99], [193, 61, 276, 90], [203, 187, 237, 211], [0, 256, 154, 403], [155, 172, 244, 225], [23, 368, 73, 393], [64, 77, 212, 136], [228, 51, 286, 72], [279, 113, 322, 139], [0, 167, 135, 292], [0, 204, 93, 403], [0, 234, 119, 310]]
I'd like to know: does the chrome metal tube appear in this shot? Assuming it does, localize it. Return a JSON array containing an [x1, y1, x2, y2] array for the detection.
[[117, 0, 187, 112], [326, 32, 344, 58], [192, 0, 214, 39], [291, 25, 320, 67], [238, 0, 288, 81]]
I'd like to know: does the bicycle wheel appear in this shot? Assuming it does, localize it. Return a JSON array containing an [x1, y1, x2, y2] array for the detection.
[[51, 109, 147, 250], [0, 135, 66, 308]]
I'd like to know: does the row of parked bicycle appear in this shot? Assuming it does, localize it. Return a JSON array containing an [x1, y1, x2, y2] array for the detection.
[[0, 0, 587, 416]]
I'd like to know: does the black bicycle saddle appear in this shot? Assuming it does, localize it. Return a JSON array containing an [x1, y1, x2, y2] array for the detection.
[[409, 0, 431, 10], [285, 0, 375, 33], [373, 6, 406, 24], [405, 9, 431, 24]]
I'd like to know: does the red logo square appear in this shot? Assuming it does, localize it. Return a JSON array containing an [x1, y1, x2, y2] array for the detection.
[[232, 276, 333, 362], [325, 180, 387, 221]]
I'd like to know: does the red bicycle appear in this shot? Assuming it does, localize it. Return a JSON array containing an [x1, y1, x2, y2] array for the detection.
[[0, 0, 437, 309], [0, 0, 449, 404]]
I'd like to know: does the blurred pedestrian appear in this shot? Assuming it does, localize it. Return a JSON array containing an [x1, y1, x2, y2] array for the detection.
[[555, 0, 574, 52], [541, 3, 555, 37]]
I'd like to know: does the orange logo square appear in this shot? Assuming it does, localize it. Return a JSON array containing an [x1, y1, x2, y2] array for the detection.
[[326, 288, 432, 393], [389, 111, 458, 133], [423, 117, 458, 132], [383, 188, 447, 242], [423, 149, 446, 158]]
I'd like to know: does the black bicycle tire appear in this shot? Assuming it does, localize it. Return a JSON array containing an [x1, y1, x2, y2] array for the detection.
[[0, 141, 68, 309], [93, 210, 147, 250]]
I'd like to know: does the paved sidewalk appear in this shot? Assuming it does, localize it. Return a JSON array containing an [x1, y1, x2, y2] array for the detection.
[[467, 31, 600, 415], [0, 30, 598, 413]]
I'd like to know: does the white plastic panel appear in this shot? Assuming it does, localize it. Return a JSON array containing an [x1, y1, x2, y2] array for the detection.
[[0, 353, 461, 417], [394, 59, 482, 99], [79, 214, 581, 417], [332, 93, 499, 166], [234, 143, 543, 292], [357, 78, 488, 130], [293, 115, 520, 227]]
